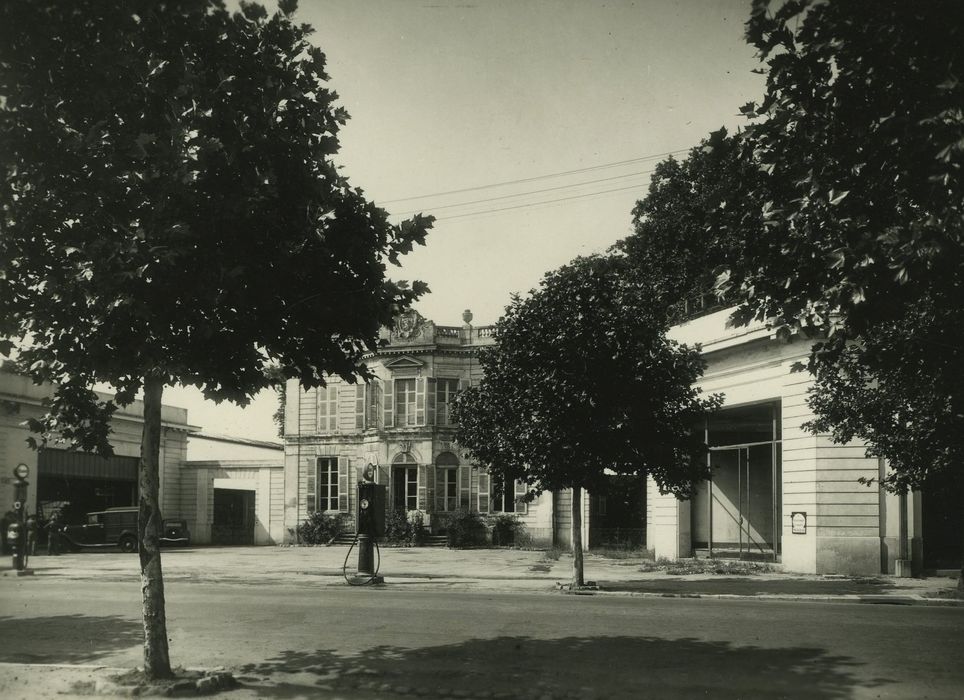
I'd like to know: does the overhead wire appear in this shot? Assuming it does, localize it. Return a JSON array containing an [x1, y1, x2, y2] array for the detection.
[[379, 148, 688, 204], [392, 167, 659, 217], [434, 182, 652, 222]]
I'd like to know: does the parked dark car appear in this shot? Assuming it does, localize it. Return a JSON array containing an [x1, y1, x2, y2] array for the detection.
[[59, 507, 191, 552]]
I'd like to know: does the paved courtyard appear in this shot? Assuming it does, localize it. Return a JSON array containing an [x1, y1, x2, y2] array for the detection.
[[3, 545, 959, 602]]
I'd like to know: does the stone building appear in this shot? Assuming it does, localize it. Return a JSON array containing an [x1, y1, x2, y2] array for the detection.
[[0, 371, 191, 528], [648, 307, 959, 576], [0, 370, 285, 546], [282, 310, 569, 545]]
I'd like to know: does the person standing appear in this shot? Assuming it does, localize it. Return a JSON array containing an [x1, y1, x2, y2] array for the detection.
[[25, 514, 37, 556], [0, 509, 16, 555], [46, 510, 62, 556]]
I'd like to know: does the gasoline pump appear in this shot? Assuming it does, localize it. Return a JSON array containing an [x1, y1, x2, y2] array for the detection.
[[343, 463, 386, 585], [8, 463, 31, 572]]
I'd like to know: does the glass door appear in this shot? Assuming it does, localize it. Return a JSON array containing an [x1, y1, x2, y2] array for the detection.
[[704, 443, 779, 560], [392, 466, 418, 512]]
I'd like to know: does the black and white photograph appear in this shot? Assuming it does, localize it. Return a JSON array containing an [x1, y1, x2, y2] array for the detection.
[[1, 1, 962, 698]]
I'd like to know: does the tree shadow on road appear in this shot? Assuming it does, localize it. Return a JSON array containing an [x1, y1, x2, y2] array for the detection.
[[0, 614, 141, 664], [238, 634, 892, 699]]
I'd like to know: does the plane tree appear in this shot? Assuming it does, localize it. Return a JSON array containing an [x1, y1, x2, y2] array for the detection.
[[0, 0, 431, 677], [719, 0, 964, 582], [616, 127, 762, 320], [454, 255, 720, 586]]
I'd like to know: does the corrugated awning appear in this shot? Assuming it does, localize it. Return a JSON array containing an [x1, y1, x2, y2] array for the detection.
[[38, 449, 138, 482]]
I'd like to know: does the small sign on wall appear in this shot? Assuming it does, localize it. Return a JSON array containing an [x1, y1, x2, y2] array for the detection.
[[791, 511, 807, 535]]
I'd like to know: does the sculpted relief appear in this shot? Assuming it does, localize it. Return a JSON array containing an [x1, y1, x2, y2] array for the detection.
[[393, 309, 426, 340]]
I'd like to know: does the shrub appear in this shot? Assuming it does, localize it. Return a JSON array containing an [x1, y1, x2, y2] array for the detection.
[[409, 510, 427, 546], [384, 509, 412, 545], [297, 511, 348, 545], [440, 508, 487, 548], [384, 509, 427, 546], [490, 513, 523, 546]]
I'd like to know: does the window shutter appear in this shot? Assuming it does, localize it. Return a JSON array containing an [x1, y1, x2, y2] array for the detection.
[[306, 461, 317, 514], [355, 384, 365, 429], [318, 385, 337, 433], [478, 470, 490, 513], [459, 465, 471, 509], [329, 386, 338, 432], [430, 466, 440, 512], [515, 480, 528, 515], [426, 378, 436, 426], [367, 379, 381, 428], [417, 464, 427, 511], [337, 457, 349, 512], [415, 378, 426, 425], [317, 388, 327, 434], [383, 378, 394, 427]]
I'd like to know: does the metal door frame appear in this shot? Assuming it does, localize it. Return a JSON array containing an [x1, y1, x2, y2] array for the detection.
[[706, 439, 781, 561]]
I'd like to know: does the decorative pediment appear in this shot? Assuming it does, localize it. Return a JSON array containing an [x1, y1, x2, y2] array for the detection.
[[383, 355, 425, 370]]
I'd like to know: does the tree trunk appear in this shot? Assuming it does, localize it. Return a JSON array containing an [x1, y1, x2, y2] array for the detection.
[[959, 481, 964, 592], [138, 376, 173, 679], [571, 485, 585, 587]]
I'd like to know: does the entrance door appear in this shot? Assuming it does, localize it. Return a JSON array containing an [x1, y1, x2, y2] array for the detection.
[[212, 489, 255, 545], [693, 443, 780, 560], [921, 481, 963, 571], [553, 490, 572, 548], [714, 444, 778, 559], [392, 466, 418, 512]]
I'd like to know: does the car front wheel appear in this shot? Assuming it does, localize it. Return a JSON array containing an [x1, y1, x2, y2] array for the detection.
[[118, 535, 138, 553]]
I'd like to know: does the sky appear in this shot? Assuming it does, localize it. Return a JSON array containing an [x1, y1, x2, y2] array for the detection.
[[166, 0, 766, 443]]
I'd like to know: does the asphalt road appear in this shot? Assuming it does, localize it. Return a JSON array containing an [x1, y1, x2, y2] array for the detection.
[[1, 579, 963, 699]]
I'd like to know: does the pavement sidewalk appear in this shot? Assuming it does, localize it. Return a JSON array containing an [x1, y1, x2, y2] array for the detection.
[[3, 544, 960, 605], [1, 547, 961, 698]]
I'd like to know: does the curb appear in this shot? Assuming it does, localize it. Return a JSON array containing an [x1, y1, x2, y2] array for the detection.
[[560, 588, 964, 607]]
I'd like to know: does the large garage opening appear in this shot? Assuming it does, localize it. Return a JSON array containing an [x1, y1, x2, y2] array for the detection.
[[37, 448, 138, 525], [212, 488, 255, 545], [691, 401, 782, 561], [921, 480, 963, 572]]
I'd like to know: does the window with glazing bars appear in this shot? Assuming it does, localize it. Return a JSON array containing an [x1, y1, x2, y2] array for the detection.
[[395, 378, 417, 426], [435, 378, 460, 425]]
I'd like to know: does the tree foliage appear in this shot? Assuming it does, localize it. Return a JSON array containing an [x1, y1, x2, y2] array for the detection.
[[0, 0, 431, 449], [805, 296, 964, 492], [455, 255, 720, 584], [0, 0, 430, 676], [711, 0, 964, 495], [723, 0, 963, 341], [457, 255, 718, 499], [618, 128, 762, 319]]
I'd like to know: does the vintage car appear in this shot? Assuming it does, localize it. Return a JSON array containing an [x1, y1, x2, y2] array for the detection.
[[59, 507, 191, 552]]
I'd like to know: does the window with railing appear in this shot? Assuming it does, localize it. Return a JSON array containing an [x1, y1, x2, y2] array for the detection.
[[670, 291, 726, 324]]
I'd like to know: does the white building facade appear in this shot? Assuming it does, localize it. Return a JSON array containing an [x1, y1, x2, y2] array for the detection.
[[647, 309, 926, 575]]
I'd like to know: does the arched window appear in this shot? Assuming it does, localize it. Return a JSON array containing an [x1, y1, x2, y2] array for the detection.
[[392, 453, 418, 512]]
